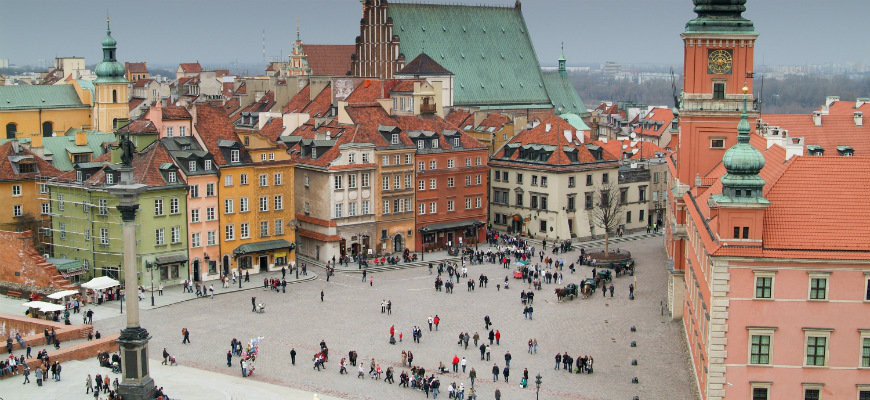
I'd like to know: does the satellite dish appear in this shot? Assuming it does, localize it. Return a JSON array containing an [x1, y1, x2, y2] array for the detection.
[[630, 132, 636, 139]]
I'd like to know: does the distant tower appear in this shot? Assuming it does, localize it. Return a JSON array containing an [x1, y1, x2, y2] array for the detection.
[[93, 16, 130, 132], [558, 42, 567, 78]]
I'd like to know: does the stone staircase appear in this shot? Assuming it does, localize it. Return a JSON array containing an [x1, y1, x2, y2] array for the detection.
[[25, 249, 78, 290]]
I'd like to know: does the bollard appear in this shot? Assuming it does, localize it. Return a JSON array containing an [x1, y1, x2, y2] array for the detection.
[[631, 341, 637, 347], [631, 326, 636, 332], [631, 359, 637, 366], [632, 377, 639, 384]]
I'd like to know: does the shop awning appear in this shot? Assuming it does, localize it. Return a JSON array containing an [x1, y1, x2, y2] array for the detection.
[[46, 257, 86, 278], [419, 219, 485, 233], [81, 276, 120, 290], [154, 253, 189, 266], [233, 239, 295, 256], [47, 290, 80, 300], [22, 301, 65, 312]]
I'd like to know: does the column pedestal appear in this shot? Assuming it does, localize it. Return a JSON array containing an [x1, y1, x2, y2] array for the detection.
[[117, 326, 155, 400]]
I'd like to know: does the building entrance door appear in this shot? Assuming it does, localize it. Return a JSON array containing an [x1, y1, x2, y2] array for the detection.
[[193, 260, 200, 282], [259, 255, 269, 272], [393, 234, 404, 253]]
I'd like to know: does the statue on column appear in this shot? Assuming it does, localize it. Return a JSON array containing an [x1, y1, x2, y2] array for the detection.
[[118, 132, 135, 167]]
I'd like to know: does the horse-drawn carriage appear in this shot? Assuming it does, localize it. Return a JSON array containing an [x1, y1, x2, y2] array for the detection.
[[596, 269, 613, 282], [554, 284, 577, 302]]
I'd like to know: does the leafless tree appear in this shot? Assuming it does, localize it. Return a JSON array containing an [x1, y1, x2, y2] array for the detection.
[[591, 183, 624, 253]]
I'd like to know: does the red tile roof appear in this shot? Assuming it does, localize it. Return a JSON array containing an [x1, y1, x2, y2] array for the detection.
[[281, 84, 333, 117], [396, 53, 453, 76], [633, 108, 673, 138], [223, 98, 241, 115], [345, 79, 399, 105], [125, 62, 148, 73], [758, 113, 869, 156], [817, 100, 870, 116], [445, 109, 473, 129], [194, 103, 243, 166], [162, 104, 192, 120], [213, 69, 230, 77], [0, 141, 61, 181], [388, 79, 422, 93], [128, 97, 145, 111], [300, 44, 354, 76], [133, 78, 153, 88], [282, 85, 312, 114], [239, 92, 276, 115], [592, 139, 668, 161], [117, 119, 158, 134], [179, 62, 202, 73], [476, 113, 511, 132]]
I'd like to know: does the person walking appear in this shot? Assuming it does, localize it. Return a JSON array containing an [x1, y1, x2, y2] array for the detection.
[[491, 363, 499, 381], [158, 283, 164, 296], [321, 289, 324, 302], [502, 366, 510, 383], [84, 373, 91, 392], [182, 328, 190, 344], [35, 367, 43, 386], [163, 348, 170, 365], [434, 315, 440, 330], [469, 367, 476, 387], [209, 284, 215, 299], [452, 355, 460, 372], [486, 344, 491, 361], [461, 357, 467, 372], [54, 362, 61, 381], [495, 330, 501, 345], [252, 297, 257, 312], [504, 351, 511, 367], [362, 269, 367, 282], [290, 348, 297, 365], [428, 316, 434, 331], [226, 350, 233, 367], [241, 359, 247, 377], [22, 366, 30, 384], [495, 388, 501, 400]]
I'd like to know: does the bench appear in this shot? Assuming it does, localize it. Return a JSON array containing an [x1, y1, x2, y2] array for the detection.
[[5, 290, 24, 299]]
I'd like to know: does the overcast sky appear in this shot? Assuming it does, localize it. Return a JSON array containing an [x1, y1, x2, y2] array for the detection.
[[1, 0, 868, 69]]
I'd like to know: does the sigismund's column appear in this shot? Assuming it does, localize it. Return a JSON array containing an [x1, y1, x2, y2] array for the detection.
[[108, 162, 154, 400]]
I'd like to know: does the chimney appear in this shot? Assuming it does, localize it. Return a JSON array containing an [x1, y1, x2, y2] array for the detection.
[[75, 130, 88, 146], [812, 111, 822, 126], [856, 98, 869, 109], [825, 96, 840, 109], [30, 132, 43, 148], [855, 111, 863, 127], [545, 123, 551, 133]]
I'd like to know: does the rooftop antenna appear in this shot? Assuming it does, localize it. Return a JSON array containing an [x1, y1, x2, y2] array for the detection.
[[296, 17, 301, 42]]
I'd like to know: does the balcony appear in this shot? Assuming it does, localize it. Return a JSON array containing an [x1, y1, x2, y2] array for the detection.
[[420, 103, 437, 115]]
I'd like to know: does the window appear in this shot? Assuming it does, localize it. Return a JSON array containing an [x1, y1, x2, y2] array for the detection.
[[532, 175, 538, 186], [349, 202, 357, 216], [393, 199, 400, 213], [304, 175, 310, 188], [348, 152, 356, 164], [515, 173, 521, 184], [748, 329, 773, 365], [805, 332, 830, 366], [405, 198, 412, 212], [275, 219, 284, 235], [42, 202, 50, 215], [188, 161, 197, 172], [225, 224, 235, 240], [602, 173, 609, 184], [225, 175, 233, 187], [713, 82, 725, 100], [12, 185, 21, 196], [711, 138, 726, 149], [40, 183, 48, 194], [170, 198, 179, 214], [404, 154, 411, 164], [349, 174, 357, 189], [809, 275, 828, 300], [465, 198, 472, 210], [516, 193, 523, 207], [653, 172, 660, 184], [335, 203, 343, 218], [568, 177, 575, 187], [384, 177, 391, 191], [430, 179, 436, 190], [391, 133, 399, 144], [531, 195, 538, 209], [418, 161, 425, 171], [82, 200, 90, 214], [231, 150, 240, 163], [383, 156, 390, 166], [639, 209, 645, 222], [239, 174, 248, 186], [384, 200, 390, 214], [99, 227, 108, 245], [639, 186, 647, 201], [862, 335, 870, 367], [189, 185, 199, 198], [240, 197, 249, 212], [475, 197, 481, 208], [274, 195, 283, 210], [540, 176, 547, 187], [476, 175, 481, 185], [448, 159, 454, 169], [419, 203, 425, 215], [394, 155, 400, 165], [171, 226, 180, 243], [626, 211, 632, 223], [362, 201, 370, 215], [567, 196, 575, 211], [494, 171, 501, 182], [334, 175, 343, 189], [755, 273, 774, 299], [540, 196, 548, 210], [362, 173, 370, 187], [59, 223, 66, 240], [751, 385, 770, 400], [260, 221, 269, 237], [465, 158, 471, 167], [540, 220, 547, 232], [453, 138, 460, 147], [240, 223, 249, 239], [586, 174, 593, 186], [258, 174, 267, 187], [430, 160, 437, 170], [84, 229, 90, 241], [447, 177, 454, 188], [465, 176, 471, 186], [405, 174, 411, 189], [13, 205, 22, 217], [191, 232, 201, 248], [206, 207, 216, 221], [191, 209, 200, 223], [585, 193, 593, 209], [207, 231, 216, 246], [155, 228, 165, 245], [804, 388, 821, 400], [259, 196, 268, 212], [166, 126, 173, 137], [447, 200, 455, 212], [475, 157, 481, 166], [430, 202, 437, 213], [204, 160, 212, 170], [206, 183, 215, 197], [394, 175, 400, 190], [431, 139, 439, 148], [225, 199, 234, 214], [154, 199, 164, 216]]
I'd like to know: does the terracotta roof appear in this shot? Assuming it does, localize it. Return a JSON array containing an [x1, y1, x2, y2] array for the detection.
[[817, 100, 870, 116], [388, 79, 422, 93], [162, 104, 192, 120], [282, 85, 312, 114], [194, 103, 244, 165], [179, 62, 202, 73], [593, 139, 669, 161], [117, 119, 158, 134], [396, 52, 453, 76], [476, 113, 511, 132], [445, 109, 473, 129], [125, 62, 148, 73], [235, 81, 247, 95], [128, 97, 145, 111], [763, 156, 870, 252], [299, 44, 354, 76], [345, 79, 399, 105], [298, 228, 342, 242], [296, 214, 337, 228], [133, 78, 153, 88], [282, 84, 333, 117], [633, 108, 673, 138], [213, 69, 230, 77], [0, 141, 62, 181], [757, 113, 869, 156], [223, 98, 240, 115], [239, 92, 276, 115]]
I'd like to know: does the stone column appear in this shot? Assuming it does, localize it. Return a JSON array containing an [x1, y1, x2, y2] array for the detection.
[[108, 168, 154, 400]]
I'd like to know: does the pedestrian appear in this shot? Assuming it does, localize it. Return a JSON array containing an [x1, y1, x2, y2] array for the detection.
[[290, 348, 297, 365], [241, 359, 247, 377], [434, 315, 440, 330], [362, 269, 367, 282], [428, 316, 434, 331], [321, 289, 324, 302], [387, 300, 392, 315], [495, 388, 501, 400], [473, 332, 479, 346], [252, 297, 257, 312], [479, 343, 486, 360], [504, 351, 511, 367], [226, 350, 233, 367], [486, 344, 491, 361], [370, 276, 374, 286], [209, 284, 214, 299], [503, 366, 509, 382], [469, 367, 476, 388], [609, 284, 614, 297], [491, 363, 499, 381], [158, 283, 163, 296], [23, 366, 30, 384], [495, 330, 501, 345], [35, 367, 43, 386], [282, 266, 286, 278], [162, 348, 170, 365], [85, 373, 91, 392], [461, 357, 467, 372], [282, 278, 287, 293], [182, 328, 190, 344], [452, 355, 460, 372]]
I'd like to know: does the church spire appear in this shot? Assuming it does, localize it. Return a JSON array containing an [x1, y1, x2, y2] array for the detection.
[[558, 42, 567, 78], [95, 14, 125, 82], [715, 84, 768, 203]]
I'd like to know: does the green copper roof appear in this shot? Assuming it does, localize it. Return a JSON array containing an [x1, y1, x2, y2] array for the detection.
[[685, 0, 755, 33], [95, 18, 127, 83], [543, 70, 589, 116], [1, 131, 115, 171], [0, 85, 87, 111], [388, 3, 550, 107], [559, 113, 591, 131], [715, 94, 767, 204], [232, 239, 295, 256]]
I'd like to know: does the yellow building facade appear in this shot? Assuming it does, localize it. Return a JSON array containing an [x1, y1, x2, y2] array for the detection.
[[0, 84, 93, 139], [92, 18, 129, 132]]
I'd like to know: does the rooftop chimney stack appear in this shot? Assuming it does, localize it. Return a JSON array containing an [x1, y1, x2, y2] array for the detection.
[[855, 111, 863, 127], [812, 111, 822, 127], [75, 130, 88, 146]]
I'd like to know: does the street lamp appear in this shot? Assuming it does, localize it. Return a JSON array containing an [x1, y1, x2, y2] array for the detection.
[[535, 373, 542, 400], [144, 261, 155, 306], [419, 228, 426, 261], [204, 253, 210, 279]]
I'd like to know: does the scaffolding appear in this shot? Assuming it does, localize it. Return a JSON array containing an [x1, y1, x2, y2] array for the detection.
[[37, 172, 137, 282]]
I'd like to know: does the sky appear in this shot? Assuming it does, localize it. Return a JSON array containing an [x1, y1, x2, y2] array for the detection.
[[1, 0, 868, 70]]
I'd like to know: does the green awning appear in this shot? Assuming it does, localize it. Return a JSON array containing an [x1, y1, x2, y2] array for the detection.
[[233, 239, 295, 256], [420, 219, 485, 233], [154, 253, 189, 266], [46, 258, 83, 271]]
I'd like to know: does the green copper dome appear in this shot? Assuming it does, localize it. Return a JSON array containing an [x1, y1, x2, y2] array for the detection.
[[714, 90, 768, 204], [94, 18, 127, 83], [685, 0, 755, 33]]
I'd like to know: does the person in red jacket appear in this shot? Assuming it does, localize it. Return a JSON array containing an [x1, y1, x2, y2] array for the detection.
[[433, 315, 440, 331], [452, 355, 460, 372], [495, 330, 501, 345]]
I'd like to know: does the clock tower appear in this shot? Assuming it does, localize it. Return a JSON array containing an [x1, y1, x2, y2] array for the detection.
[[676, 0, 757, 184]]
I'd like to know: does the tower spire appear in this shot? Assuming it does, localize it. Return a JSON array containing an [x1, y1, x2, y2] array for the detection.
[[296, 16, 300, 42]]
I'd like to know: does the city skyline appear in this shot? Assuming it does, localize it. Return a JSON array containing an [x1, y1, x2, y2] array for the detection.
[[1, 0, 868, 69]]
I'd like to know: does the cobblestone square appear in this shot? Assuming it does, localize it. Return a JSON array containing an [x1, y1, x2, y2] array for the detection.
[[93, 235, 695, 400]]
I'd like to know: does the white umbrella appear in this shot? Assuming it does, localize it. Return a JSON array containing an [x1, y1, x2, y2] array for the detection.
[[47, 289, 80, 300], [22, 301, 66, 312], [81, 276, 120, 291]]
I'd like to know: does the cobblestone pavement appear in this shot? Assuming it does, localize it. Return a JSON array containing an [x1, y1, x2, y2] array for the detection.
[[87, 235, 695, 400]]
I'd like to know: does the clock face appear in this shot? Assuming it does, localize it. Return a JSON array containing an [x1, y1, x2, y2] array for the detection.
[[707, 49, 733, 75]]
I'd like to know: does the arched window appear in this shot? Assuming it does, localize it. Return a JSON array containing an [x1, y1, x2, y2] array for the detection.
[[5, 123, 16, 139], [42, 121, 53, 137], [112, 90, 118, 103]]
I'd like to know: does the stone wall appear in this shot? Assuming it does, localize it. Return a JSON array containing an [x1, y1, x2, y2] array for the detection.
[[0, 333, 119, 381], [1, 313, 92, 351]]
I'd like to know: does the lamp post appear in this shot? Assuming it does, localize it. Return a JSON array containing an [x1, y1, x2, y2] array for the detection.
[[203, 253, 210, 280], [419, 228, 426, 261], [535, 373, 542, 400], [144, 261, 155, 306], [289, 220, 300, 280]]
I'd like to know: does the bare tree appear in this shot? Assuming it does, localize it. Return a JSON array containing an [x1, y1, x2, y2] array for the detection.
[[591, 183, 624, 253]]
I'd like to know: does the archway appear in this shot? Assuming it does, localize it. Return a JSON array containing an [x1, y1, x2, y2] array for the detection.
[[511, 215, 523, 234], [6, 123, 16, 139], [42, 121, 53, 137], [223, 255, 230, 276], [393, 234, 404, 253]]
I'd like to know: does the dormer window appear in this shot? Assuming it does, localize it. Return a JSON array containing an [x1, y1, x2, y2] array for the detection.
[[76, 171, 83, 182], [231, 150, 240, 163], [106, 174, 114, 185], [204, 160, 212, 170], [432, 139, 439, 148], [453, 138, 460, 147], [168, 171, 177, 183], [189, 161, 197, 172], [417, 141, 425, 149], [391, 133, 399, 144], [18, 162, 36, 173], [349, 153, 356, 164], [312, 148, 317, 159]]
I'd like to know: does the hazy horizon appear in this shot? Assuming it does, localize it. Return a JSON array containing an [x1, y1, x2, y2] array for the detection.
[[1, 0, 868, 70]]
